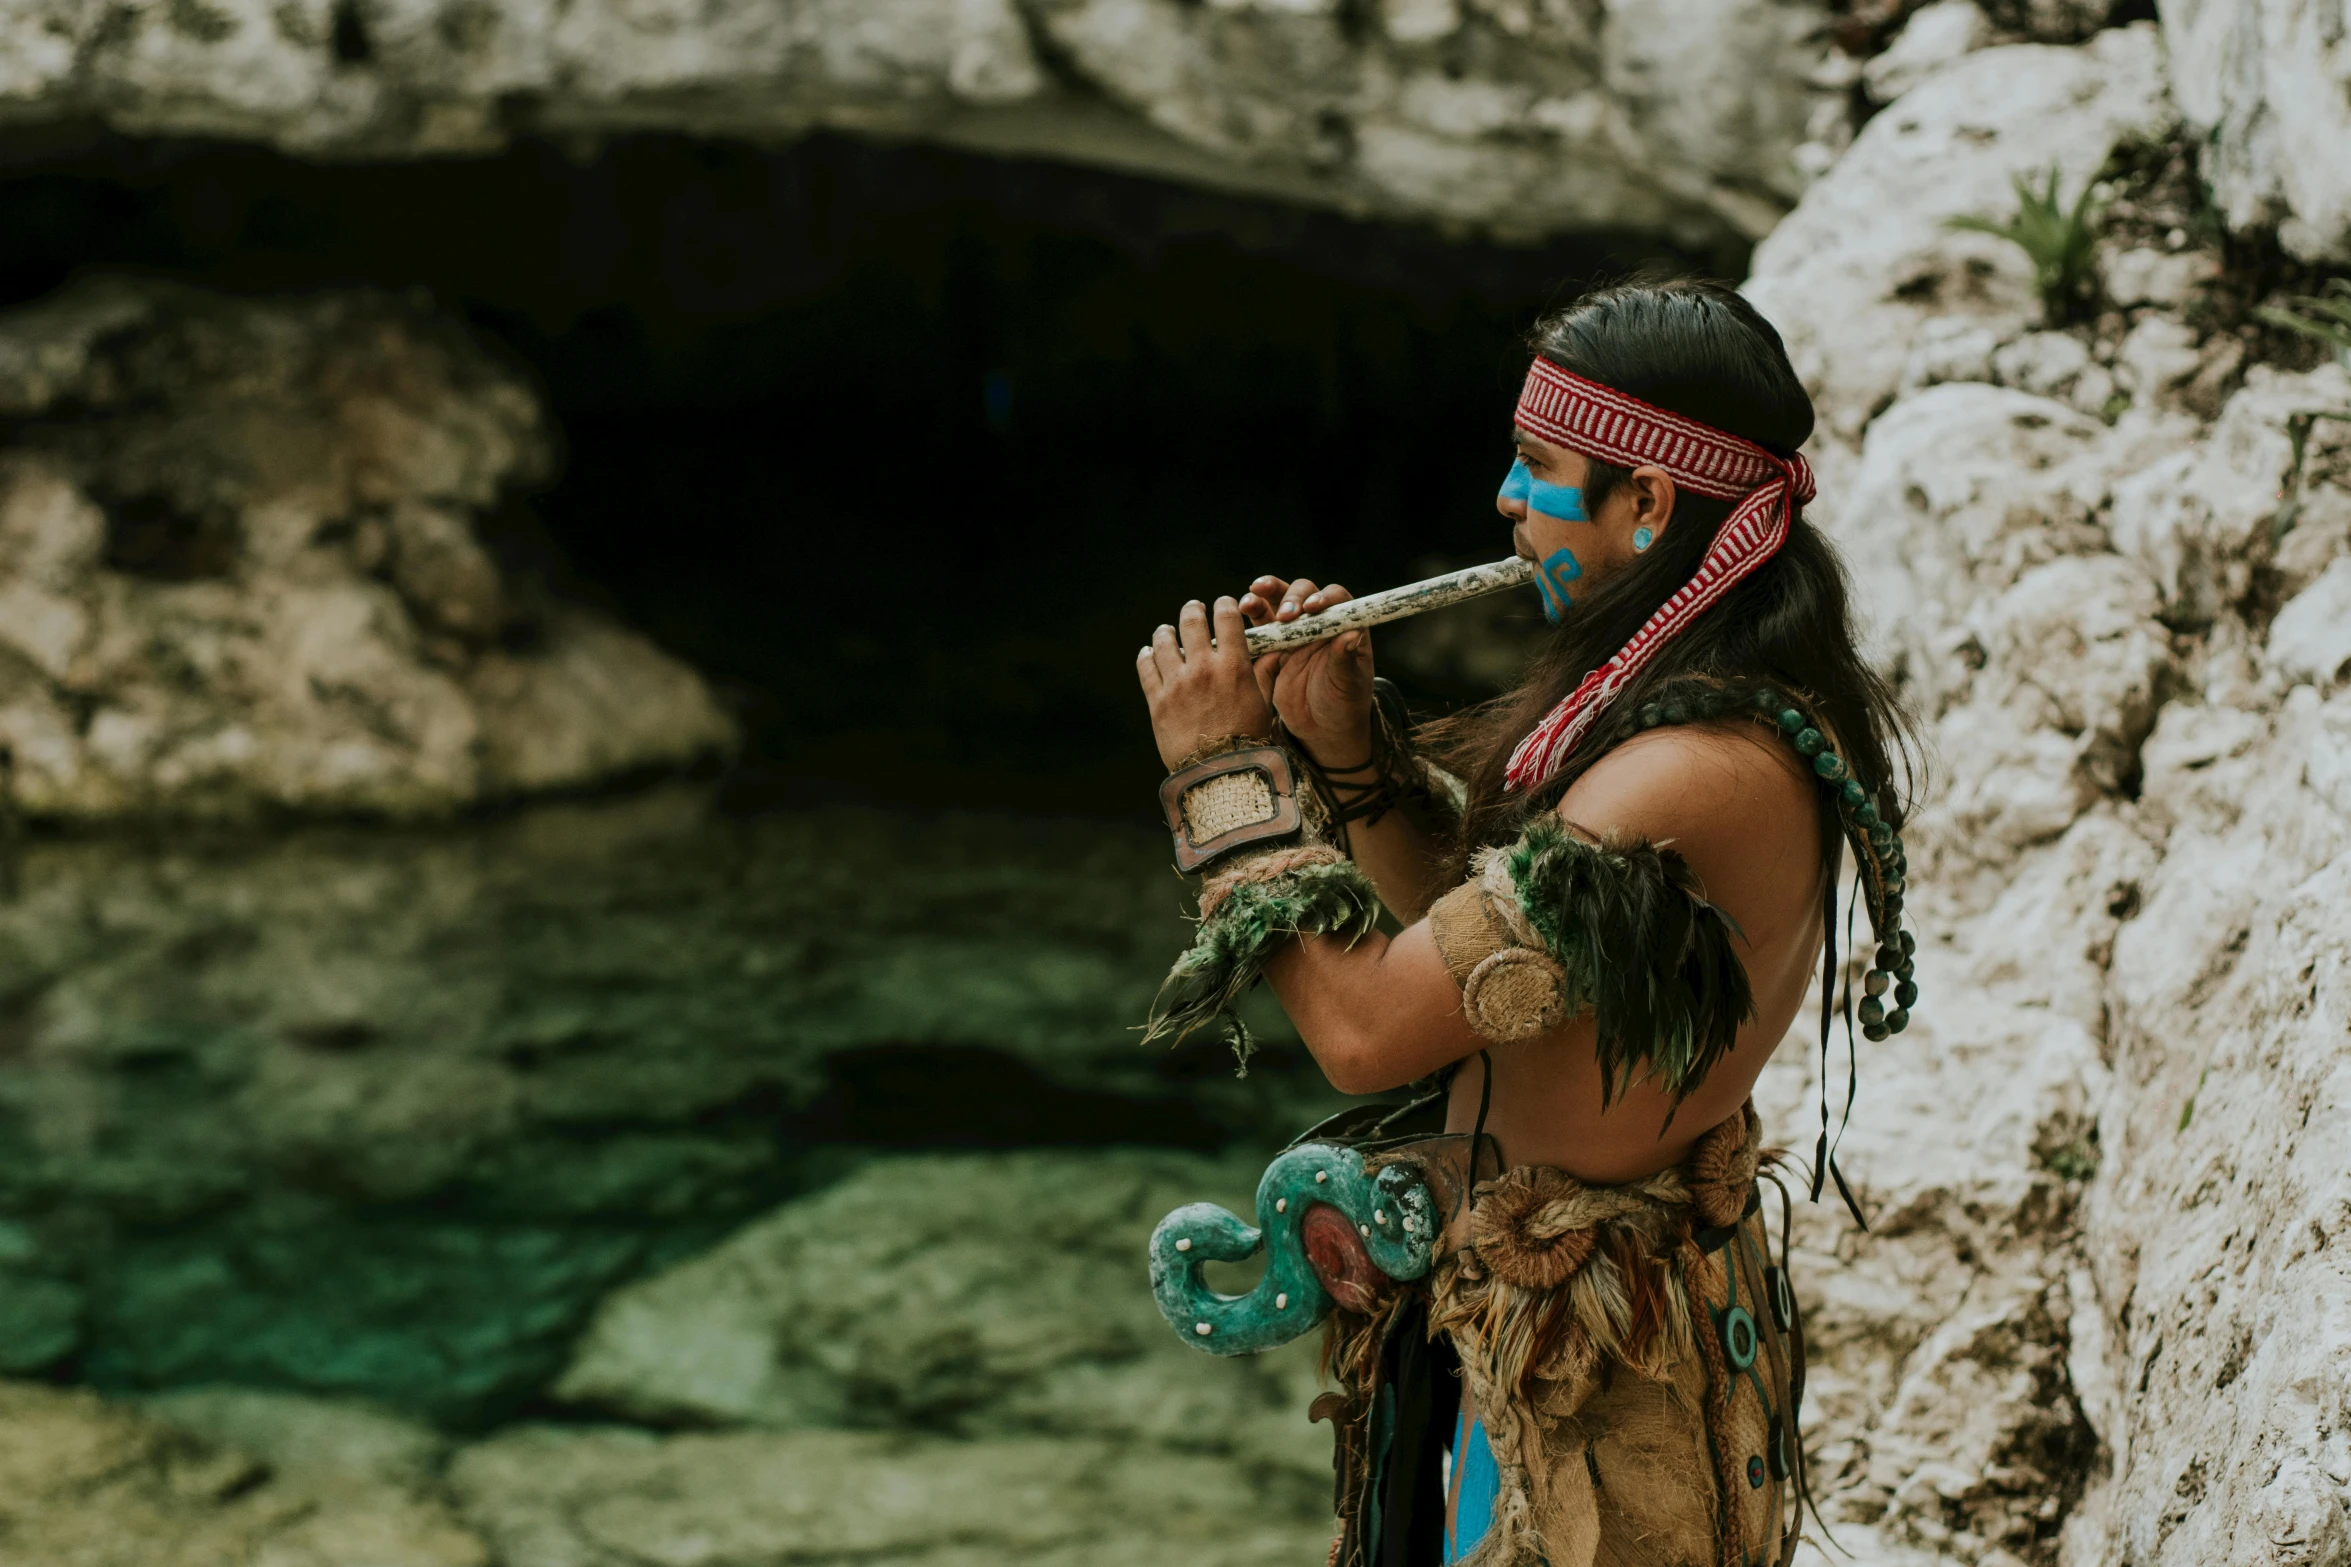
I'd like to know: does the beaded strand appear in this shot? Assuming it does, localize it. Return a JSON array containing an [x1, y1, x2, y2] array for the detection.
[[1627, 681, 1917, 1042]]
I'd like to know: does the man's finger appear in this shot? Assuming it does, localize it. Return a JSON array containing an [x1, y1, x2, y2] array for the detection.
[[1136, 644, 1163, 696], [1150, 622, 1182, 680], [1252, 649, 1282, 703], [1248, 575, 1292, 606], [1211, 597, 1249, 666], [1279, 578, 1320, 622], [1307, 582, 1356, 611], [1177, 599, 1212, 657]]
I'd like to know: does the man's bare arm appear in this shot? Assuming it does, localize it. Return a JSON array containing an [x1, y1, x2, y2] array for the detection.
[[1261, 725, 1820, 1111]]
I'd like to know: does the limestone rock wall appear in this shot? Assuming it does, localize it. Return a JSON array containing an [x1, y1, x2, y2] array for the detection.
[[0, 0, 1841, 247], [1744, 25, 2175, 442], [1742, 22, 2351, 1565], [0, 276, 735, 821], [2161, 0, 2351, 261]]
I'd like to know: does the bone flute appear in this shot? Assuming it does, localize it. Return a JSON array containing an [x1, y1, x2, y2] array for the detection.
[[1239, 555, 1535, 656]]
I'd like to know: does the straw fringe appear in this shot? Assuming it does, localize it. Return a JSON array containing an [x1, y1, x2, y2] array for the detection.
[[1316, 1108, 1779, 1567], [1428, 1108, 1763, 1566]]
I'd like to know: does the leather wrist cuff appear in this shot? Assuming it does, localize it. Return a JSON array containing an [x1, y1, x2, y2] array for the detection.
[[1160, 743, 1304, 874]]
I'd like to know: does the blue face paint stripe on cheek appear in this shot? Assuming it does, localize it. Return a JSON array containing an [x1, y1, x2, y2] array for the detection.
[[1501, 457, 1586, 522], [1526, 476, 1586, 523]]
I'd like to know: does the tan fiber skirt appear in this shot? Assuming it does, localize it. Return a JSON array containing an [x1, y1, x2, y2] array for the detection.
[[1325, 1103, 1805, 1567]]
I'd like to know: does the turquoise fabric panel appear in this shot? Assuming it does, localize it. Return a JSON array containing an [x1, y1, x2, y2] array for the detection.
[[1443, 1409, 1500, 1563]]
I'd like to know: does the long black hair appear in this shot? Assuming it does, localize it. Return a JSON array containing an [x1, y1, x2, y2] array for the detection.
[[1430, 277, 1918, 872]]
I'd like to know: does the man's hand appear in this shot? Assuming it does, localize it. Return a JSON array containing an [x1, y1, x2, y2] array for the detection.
[[1239, 575, 1375, 768], [1138, 597, 1276, 770]]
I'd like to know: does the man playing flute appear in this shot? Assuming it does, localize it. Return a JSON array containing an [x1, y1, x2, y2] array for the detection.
[[1136, 277, 1919, 1567]]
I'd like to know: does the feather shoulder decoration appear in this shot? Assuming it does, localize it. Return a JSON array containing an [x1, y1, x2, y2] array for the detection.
[[1501, 816, 1754, 1104]]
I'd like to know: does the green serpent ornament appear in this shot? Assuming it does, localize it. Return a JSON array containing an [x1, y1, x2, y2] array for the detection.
[[1149, 1142, 1437, 1355]]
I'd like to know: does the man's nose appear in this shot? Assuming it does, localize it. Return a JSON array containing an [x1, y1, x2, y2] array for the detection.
[[1497, 457, 1532, 523]]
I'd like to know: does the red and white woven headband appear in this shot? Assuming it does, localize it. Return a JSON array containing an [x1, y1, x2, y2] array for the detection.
[[1505, 358, 1815, 792]]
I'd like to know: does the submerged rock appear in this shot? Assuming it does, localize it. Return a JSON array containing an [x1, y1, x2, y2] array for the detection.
[[450, 1423, 1334, 1567], [556, 1150, 1331, 1490], [528, 1149, 1340, 1565], [0, 1380, 490, 1566], [0, 275, 736, 822], [144, 1384, 452, 1488]]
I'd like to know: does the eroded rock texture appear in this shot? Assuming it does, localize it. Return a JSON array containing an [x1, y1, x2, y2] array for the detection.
[[1745, 27, 2351, 1567], [2162, 0, 2351, 260], [2, 1360, 1334, 1567], [1744, 25, 2174, 441], [449, 1422, 1330, 1567], [0, 276, 734, 821], [0, 0, 1836, 246]]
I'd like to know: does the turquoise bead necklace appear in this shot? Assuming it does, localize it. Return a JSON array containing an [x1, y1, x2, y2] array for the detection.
[[1620, 678, 1918, 1041]]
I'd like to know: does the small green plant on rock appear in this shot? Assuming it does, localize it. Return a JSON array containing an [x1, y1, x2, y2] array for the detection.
[[2255, 278, 2351, 370], [2271, 408, 2351, 541], [2042, 1136, 2099, 1183], [2257, 279, 2351, 540], [1946, 165, 2104, 325]]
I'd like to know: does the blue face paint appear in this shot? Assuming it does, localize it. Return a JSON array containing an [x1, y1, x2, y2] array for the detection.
[[1504, 457, 1589, 623], [1500, 458, 1586, 524], [1534, 546, 1582, 623]]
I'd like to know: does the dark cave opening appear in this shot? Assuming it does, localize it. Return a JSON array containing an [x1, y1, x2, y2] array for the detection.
[[0, 133, 1724, 814], [0, 134, 1735, 1422]]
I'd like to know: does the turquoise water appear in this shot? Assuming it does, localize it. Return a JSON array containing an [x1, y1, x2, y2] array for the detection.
[[0, 787, 1341, 1425]]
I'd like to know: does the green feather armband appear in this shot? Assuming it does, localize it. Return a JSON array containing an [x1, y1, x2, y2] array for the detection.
[[1429, 817, 1754, 1103], [1144, 849, 1381, 1073]]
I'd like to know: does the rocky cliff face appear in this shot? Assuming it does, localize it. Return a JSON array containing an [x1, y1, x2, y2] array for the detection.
[[2162, 0, 2351, 260], [1746, 20, 2351, 1564], [0, 277, 735, 820], [25, 0, 2340, 263], [0, 0, 1838, 247]]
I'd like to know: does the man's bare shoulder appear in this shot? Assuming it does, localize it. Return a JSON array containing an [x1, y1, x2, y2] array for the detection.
[[1555, 720, 1819, 871]]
